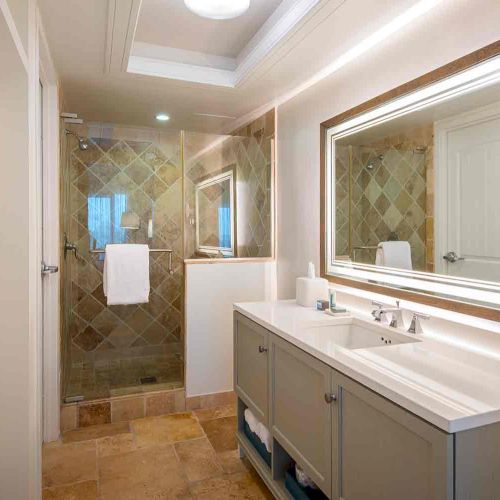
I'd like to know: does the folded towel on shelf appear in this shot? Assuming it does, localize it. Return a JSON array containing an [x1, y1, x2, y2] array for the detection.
[[103, 244, 150, 305], [375, 241, 412, 270], [244, 408, 272, 453]]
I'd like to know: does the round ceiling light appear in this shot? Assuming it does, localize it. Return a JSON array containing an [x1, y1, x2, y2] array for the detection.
[[156, 113, 170, 121], [184, 0, 250, 20]]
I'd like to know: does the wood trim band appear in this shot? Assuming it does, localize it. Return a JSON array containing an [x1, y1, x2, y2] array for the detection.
[[320, 41, 500, 323]]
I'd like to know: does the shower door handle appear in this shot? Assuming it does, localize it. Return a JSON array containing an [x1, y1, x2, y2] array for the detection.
[[41, 262, 59, 275]]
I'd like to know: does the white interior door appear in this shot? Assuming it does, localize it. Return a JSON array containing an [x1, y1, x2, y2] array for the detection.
[[441, 110, 500, 281]]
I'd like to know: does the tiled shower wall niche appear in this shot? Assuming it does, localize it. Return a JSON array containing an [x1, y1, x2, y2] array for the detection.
[[63, 125, 184, 401]]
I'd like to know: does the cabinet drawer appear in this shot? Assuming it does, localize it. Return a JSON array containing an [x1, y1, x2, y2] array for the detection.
[[234, 312, 269, 424], [271, 334, 333, 497]]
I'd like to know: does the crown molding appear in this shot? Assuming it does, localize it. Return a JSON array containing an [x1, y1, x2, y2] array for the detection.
[[105, 0, 142, 73], [126, 0, 324, 87]]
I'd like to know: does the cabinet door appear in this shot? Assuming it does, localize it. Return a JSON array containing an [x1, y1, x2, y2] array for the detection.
[[271, 334, 334, 496], [234, 312, 269, 424], [338, 373, 453, 500]]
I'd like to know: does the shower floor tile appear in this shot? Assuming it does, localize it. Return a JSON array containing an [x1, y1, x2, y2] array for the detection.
[[42, 404, 272, 500], [65, 354, 184, 402]]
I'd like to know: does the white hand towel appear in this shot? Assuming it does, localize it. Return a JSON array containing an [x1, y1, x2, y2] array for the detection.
[[375, 241, 412, 270], [103, 244, 150, 305]]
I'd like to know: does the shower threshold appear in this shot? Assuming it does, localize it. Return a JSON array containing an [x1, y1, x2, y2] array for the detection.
[[64, 395, 85, 403]]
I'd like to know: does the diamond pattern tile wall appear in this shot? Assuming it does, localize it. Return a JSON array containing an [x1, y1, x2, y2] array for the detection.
[[184, 110, 274, 258], [66, 132, 184, 361], [335, 124, 434, 271]]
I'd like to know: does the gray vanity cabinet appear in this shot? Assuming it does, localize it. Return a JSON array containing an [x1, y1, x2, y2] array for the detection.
[[234, 313, 270, 425], [270, 334, 337, 497], [337, 374, 453, 500]]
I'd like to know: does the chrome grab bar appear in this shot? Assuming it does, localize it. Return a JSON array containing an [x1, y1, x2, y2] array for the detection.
[[89, 248, 174, 275]]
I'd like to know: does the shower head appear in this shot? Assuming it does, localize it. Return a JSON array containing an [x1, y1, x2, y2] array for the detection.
[[65, 129, 89, 151], [365, 154, 384, 170]]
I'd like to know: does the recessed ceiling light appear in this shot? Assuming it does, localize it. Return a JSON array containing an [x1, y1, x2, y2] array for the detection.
[[184, 0, 250, 20], [156, 113, 170, 122]]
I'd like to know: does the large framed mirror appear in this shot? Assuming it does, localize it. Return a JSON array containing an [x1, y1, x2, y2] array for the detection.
[[322, 42, 500, 319], [195, 170, 235, 257]]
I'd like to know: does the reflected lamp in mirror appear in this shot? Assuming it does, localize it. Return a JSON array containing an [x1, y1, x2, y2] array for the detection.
[[120, 211, 140, 230], [195, 170, 235, 257]]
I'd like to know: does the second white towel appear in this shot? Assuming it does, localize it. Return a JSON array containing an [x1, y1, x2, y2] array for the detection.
[[244, 408, 271, 453], [103, 244, 150, 305], [375, 241, 412, 270]]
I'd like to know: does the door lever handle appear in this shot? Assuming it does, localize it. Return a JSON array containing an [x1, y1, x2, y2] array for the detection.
[[41, 263, 59, 275], [443, 251, 465, 263], [258, 345, 268, 353]]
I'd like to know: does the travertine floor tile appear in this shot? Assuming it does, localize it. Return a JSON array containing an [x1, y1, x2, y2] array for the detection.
[[42, 480, 98, 499], [163, 412, 205, 442], [97, 433, 137, 458], [131, 412, 203, 447], [216, 449, 247, 474], [42, 441, 97, 488], [174, 437, 223, 482], [99, 444, 191, 499], [189, 471, 272, 500], [200, 416, 237, 452], [194, 404, 236, 422], [62, 422, 130, 443]]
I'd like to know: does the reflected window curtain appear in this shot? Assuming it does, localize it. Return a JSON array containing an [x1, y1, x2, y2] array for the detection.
[[88, 196, 111, 249], [218, 206, 231, 248], [112, 194, 127, 243], [88, 193, 128, 248]]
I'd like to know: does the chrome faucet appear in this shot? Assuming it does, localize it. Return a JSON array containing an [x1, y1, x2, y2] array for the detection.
[[371, 301, 401, 327], [407, 312, 430, 334]]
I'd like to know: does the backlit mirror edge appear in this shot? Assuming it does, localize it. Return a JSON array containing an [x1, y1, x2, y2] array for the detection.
[[320, 41, 500, 320]]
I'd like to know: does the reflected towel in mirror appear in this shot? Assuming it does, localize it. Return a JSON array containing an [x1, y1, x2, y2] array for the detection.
[[375, 241, 412, 270]]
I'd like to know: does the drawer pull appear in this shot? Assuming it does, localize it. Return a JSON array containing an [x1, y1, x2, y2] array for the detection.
[[258, 345, 268, 353], [324, 393, 337, 404]]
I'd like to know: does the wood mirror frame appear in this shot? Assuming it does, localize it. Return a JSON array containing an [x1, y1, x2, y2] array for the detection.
[[320, 40, 500, 322]]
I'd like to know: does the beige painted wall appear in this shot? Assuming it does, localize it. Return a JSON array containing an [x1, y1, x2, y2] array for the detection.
[[6, 0, 29, 52], [276, 0, 500, 299], [0, 7, 31, 500]]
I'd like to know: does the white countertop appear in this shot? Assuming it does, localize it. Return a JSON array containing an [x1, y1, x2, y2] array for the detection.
[[234, 300, 500, 433]]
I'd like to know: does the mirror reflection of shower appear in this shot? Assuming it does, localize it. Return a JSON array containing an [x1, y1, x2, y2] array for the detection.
[[365, 154, 384, 170], [65, 129, 89, 150]]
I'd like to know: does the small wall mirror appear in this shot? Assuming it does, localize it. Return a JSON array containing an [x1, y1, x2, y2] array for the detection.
[[324, 51, 500, 312], [195, 170, 235, 257]]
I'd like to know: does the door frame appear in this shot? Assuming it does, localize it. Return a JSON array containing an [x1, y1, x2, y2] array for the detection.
[[434, 100, 500, 275], [39, 18, 60, 443]]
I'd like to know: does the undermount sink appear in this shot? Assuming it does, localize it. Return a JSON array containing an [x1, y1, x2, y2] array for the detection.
[[301, 318, 420, 350]]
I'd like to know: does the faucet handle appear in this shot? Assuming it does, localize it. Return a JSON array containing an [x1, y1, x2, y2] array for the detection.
[[407, 312, 430, 334]]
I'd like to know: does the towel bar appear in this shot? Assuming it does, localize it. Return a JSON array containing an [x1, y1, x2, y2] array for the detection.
[[90, 248, 174, 275]]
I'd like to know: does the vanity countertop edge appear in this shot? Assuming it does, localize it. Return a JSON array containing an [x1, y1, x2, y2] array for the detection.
[[234, 300, 500, 434]]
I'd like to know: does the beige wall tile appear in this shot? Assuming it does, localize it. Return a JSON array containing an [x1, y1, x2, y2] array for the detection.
[[111, 397, 144, 422], [60, 405, 77, 433], [78, 402, 111, 427]]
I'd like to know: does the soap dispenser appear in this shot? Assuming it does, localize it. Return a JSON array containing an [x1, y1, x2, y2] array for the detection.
[[296, 262, 329, 307]]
